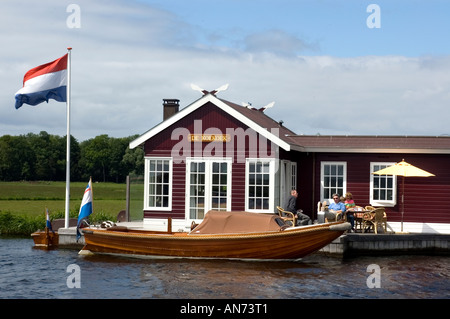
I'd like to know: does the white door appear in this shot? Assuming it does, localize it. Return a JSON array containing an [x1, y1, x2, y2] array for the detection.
[[186, 158, 231, 222]]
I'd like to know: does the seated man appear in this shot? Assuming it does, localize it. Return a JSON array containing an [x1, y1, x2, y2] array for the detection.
[[326, 193, 347, 222], [284, 190, 312, 226]]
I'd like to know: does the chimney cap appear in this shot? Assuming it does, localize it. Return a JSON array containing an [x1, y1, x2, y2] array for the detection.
[[163, 98, 180, 105]]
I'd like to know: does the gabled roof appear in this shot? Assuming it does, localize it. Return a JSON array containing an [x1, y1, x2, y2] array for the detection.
[[130, 93, 450, 155], [288, 135, 450, 154], [130, 93, 295, 151]]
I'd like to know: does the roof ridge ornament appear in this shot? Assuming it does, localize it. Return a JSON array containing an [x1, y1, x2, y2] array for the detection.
[[242, 101, 275, 112], [190, 83, 229, 96]]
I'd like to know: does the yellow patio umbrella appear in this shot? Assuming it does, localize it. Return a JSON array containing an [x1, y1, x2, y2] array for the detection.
[[372, 159, 435, 233]]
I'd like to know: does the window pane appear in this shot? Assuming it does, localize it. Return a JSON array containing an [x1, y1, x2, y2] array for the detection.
[[374, 177, 379, 188], [249, 186, 255, 197], [220, 174, 227, 184], [387, 190, 393, 200], [149, 196, 154, 206]]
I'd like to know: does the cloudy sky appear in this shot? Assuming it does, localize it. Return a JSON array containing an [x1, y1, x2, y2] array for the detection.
[[1, 0, 449, 141]]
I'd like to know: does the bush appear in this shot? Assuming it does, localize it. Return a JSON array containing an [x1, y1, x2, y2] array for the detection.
[[0, 211, 44, 236], [0, 210, 115, 236]]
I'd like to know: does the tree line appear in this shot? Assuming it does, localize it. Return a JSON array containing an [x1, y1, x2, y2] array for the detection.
[[0, 131, 144, 183]]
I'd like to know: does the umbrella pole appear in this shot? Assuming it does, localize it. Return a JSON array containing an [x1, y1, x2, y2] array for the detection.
[[401, 175, 405, 232]]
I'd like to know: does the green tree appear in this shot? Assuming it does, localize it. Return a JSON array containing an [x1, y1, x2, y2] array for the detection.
[[0, 135, 35, 180]]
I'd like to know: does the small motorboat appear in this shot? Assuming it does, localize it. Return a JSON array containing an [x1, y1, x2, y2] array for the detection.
[[31, 227, 59, 249], [80, 210, 350, 260]]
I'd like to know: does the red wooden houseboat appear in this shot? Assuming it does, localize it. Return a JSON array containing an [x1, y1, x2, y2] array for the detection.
[[129, 89, 450, 234]]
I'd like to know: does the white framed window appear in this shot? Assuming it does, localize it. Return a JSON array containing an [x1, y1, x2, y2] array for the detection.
[[279, 160, 297, 208], [186, 158, 232, 221], [144, 157, 172, 211], [246, 158, 275, 213], [370, 162, 397, 207], [320, 161, 347, 203], [291, 162, 297, 191]]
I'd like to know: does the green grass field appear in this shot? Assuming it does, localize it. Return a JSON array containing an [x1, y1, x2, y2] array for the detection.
[[0, 181, 144, 220]]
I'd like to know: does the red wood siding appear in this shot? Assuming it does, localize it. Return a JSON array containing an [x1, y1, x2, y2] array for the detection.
[[296, 153, 450, 224]]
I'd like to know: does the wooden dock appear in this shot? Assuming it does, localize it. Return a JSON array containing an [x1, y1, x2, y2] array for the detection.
[[320, 233, 450, 257]]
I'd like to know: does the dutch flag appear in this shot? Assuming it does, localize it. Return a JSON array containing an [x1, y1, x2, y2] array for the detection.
[[45, 208, 54, 233], [76, 178, 93, 241], [15, 54, 67, 109]]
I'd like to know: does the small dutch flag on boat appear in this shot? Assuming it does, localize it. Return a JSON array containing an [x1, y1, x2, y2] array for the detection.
[[76, 178, 93, 241]]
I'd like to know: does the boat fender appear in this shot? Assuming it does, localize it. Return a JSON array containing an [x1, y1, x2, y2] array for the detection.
[[79, 249, 93, 256], [329, 222, 351, 232]]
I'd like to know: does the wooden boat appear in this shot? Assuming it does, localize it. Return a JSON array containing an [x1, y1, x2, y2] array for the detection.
[[80, 210, 350, 260], [31, 227, 59, 249]]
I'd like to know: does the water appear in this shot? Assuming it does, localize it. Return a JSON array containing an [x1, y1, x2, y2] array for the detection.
[[1, 237, 449, 299]]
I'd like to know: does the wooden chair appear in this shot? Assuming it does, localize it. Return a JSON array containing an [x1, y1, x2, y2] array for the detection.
[[324, 210, 346, 222], [276, 206, 297, 226], [353, 206, 365, 232], [363, 208, 386, 234], [117, 210, 127, 222]]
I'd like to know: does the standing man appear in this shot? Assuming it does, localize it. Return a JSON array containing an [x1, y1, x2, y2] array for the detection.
[[284, 190, 312, 226]]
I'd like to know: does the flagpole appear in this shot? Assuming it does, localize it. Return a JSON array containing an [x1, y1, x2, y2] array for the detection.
[[65, 47, 72, 229]]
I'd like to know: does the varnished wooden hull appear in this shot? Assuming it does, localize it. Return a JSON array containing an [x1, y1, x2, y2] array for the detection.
[[81, 222, 349, 260], [31, 230, 59, 249]]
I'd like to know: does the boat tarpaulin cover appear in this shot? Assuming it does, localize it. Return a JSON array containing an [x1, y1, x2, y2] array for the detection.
[[189, 210, 283, 235]]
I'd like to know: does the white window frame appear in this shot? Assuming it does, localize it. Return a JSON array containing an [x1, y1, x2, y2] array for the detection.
[[291, 162, 297, 191], [185, 157, 232, 222], [279, 160, 297, 208], [245, 158, 276, 213], [144, 157, 172, 211], [370, 162, 397, 207], [320, 161, 347, 203]]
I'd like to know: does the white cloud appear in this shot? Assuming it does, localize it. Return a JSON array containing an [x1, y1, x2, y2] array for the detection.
[[1, 0, 450, 142], [244, 29, 317, 56]]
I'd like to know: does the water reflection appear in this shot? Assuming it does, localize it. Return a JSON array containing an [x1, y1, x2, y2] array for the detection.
[[1, 238, 449, 299]]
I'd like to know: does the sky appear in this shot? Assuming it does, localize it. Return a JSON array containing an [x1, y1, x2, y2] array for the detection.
[[1, 0, 450, 142]]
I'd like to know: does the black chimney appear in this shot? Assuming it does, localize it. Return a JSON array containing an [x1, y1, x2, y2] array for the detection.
[[163, 99, 180, 120]]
